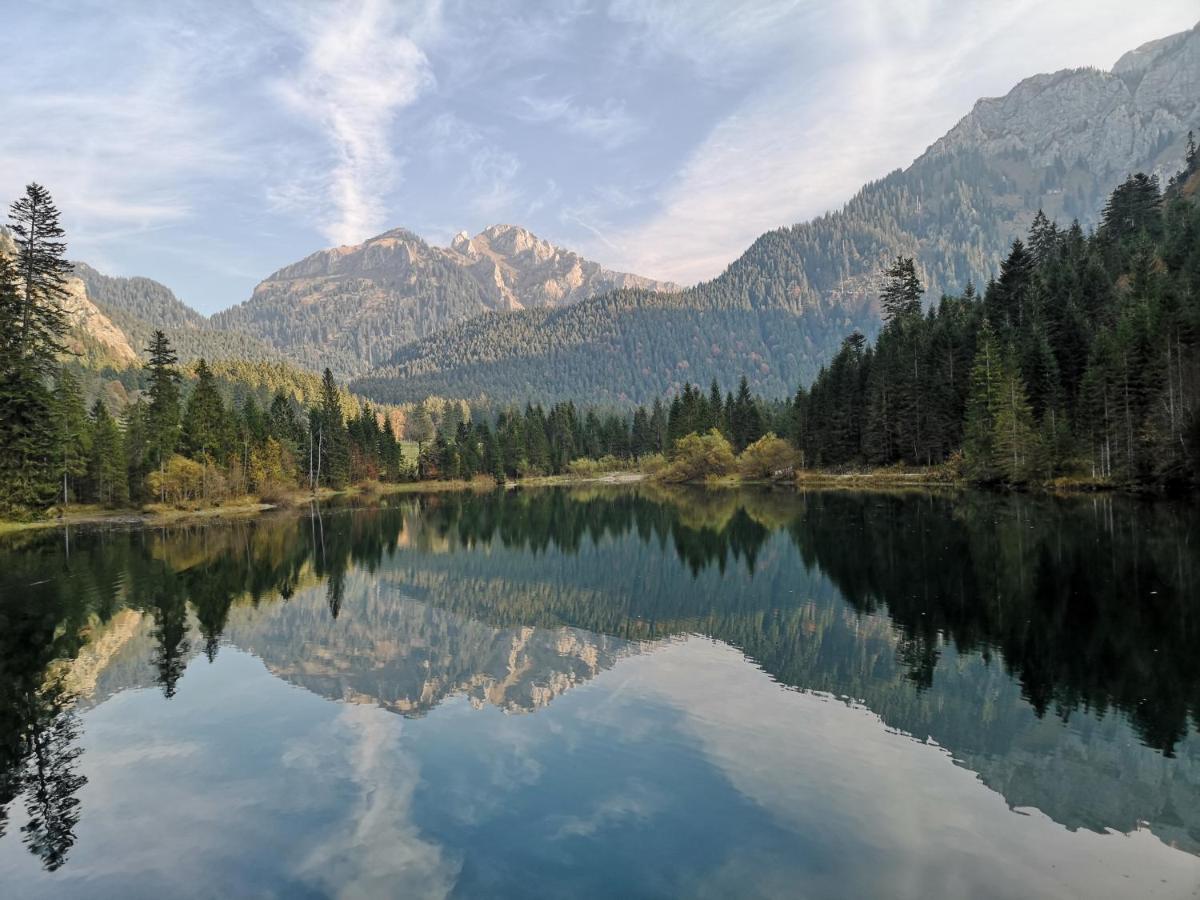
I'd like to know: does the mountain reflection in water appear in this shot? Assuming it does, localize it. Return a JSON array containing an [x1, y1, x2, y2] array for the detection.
[[0, 486, 1197, 897]]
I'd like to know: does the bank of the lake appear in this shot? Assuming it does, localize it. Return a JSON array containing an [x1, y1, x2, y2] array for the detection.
[[0, 471, 655, 535]]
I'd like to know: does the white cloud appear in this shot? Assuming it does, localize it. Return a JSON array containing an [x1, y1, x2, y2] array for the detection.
[[595, 0, 1200, 285], [265, 0, 436, 246]]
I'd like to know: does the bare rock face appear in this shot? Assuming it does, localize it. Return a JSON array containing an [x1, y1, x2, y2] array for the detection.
[[58, 273, 140, 366], [211, 225, 679, 376], [931, 23, 1200, 179], [0, 228, 138, 367]]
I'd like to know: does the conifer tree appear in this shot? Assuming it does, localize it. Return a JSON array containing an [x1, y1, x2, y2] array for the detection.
[[992, 349, 1039, 484], [963, 321, 1004, 481], [144, 331, 181, 495], [0, 185, 74, 514], [313, 368, 350, 488], [879, 256, 923, 323], [51, 368, 89, 505], [8, 183, 70, 373], [87, 400, 127, 506], [182, 359, 229, 462], [406, 402, 434, 451]]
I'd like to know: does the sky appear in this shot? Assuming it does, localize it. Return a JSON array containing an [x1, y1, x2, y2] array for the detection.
[[1, 1, 1197, 315]]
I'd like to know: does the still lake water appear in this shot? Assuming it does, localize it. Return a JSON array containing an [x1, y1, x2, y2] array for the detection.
[[0, 486, 1198, 899]]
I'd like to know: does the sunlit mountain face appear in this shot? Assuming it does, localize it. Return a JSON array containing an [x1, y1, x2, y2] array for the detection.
[[1, 487, 1198, 897]]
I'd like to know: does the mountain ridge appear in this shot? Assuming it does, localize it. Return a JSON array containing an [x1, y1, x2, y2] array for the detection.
[[353, 22, 1200, 406], [210, 223, 680, 377]]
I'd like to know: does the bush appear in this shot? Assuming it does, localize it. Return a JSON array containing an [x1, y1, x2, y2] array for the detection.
[[738, 433, 797, 479], [145, 455, 206, 505], [638, 453, 667, 475], [659, 430, 736, 483], [567, 455, 629, 477]]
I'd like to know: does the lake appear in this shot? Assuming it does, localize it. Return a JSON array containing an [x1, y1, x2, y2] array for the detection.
[[0, 486, 1198, 899]]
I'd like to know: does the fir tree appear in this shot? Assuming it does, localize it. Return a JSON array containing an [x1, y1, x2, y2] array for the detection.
[[0, 186, 73, 514], [313, 368, 350, 488], [144, 330, 181, 497], [87, 400, 127, 506], [879, 256, 923, 323], [182, 359, 229, 462], [51, 368, 89, 505], [8, 183, 70, 374]]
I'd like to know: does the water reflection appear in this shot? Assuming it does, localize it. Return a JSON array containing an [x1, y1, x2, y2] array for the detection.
[[0, 486, 1197, 881]]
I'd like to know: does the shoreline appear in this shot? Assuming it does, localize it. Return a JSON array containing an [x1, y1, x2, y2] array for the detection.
[[0, 472, 652, 535], [1, 467, 1185, 535]]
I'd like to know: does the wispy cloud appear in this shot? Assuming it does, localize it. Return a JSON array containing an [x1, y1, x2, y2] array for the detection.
[[3, 0, 1197, 311], [265, 0, 436, 246], [596, 0, 1200, 285], [516, 95, 643, 149]]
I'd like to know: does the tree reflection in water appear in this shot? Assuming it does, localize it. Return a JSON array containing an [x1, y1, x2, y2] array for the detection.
[[0, 486, 1196, 870]]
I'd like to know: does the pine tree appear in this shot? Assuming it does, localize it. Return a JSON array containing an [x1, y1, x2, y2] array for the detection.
[[0, 186, 74, 515], [121, 398, 151, 500], [963, 321, 1004, 481], [182, 359, 229, 462], [406, 402, 434, 450], [144, 331, 181, 497], [87, 400, 127, 506], [879, 256, 923, 323], [8, 183, 70, 374], [51, 368, 89, 505], [1028, 209, 1060, 265], [992, 350, 1039, 484], [730, 376, 764, 452], [313, 368, 350, 488]]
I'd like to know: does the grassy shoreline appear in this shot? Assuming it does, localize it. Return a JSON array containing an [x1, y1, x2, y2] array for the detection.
[[0, 472, 652, 535], [0, 466, 1176, 535]]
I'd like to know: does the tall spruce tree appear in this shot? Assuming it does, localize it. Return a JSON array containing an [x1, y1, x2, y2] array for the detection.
[[144, 331, 181, 497], [0, 186, 73, 514], [182, 359, 229, 461], [879, 256, 923, 324], [87, 399, 127, 506], [8, 183, 70, 373], [313, 368, 350, 488], [51, 368, 89, 505]]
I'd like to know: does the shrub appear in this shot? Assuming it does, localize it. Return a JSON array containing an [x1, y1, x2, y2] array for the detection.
[[145, 455, 205, 505], [738, 433, 797, 479], [659, 430, 736, 483], [638, 453, 667, 475], [567, 455, 628, 477]]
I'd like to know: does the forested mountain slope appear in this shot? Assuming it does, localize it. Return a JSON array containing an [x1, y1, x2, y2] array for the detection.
[[212, 224, 679, 377], [356, 23, 1200, 406], [69, 262, 282, 365]]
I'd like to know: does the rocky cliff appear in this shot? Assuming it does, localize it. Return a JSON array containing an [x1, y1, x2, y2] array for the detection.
[[212, 225, 678, 377]]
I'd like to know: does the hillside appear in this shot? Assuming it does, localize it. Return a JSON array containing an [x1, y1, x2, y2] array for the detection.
[[0, 229, 137, 368], [70, 262, 283, 365], [212, 224, 679, 377], [355, 22, 1200, 406]]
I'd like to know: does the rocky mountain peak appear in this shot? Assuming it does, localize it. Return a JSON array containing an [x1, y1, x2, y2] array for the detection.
[[930, 21, 1199, 178], [213, 221, 679, 376]]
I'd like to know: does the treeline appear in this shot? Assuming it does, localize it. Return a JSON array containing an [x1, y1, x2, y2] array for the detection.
[[351, 131, 1165, 407], [403, 373, 790, 482], [0, 180, 789, 515], [793, 150, 1200, 487]]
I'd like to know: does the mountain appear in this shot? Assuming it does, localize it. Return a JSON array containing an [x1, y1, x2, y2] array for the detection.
[[69, 262, 284, 366], [355, 22, 1200, 406], [0, 228, 138, 368], [211, 224, 680, 377]]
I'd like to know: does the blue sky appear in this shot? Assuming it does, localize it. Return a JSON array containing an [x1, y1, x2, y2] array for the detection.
[[2, 1, 1196, 314]]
